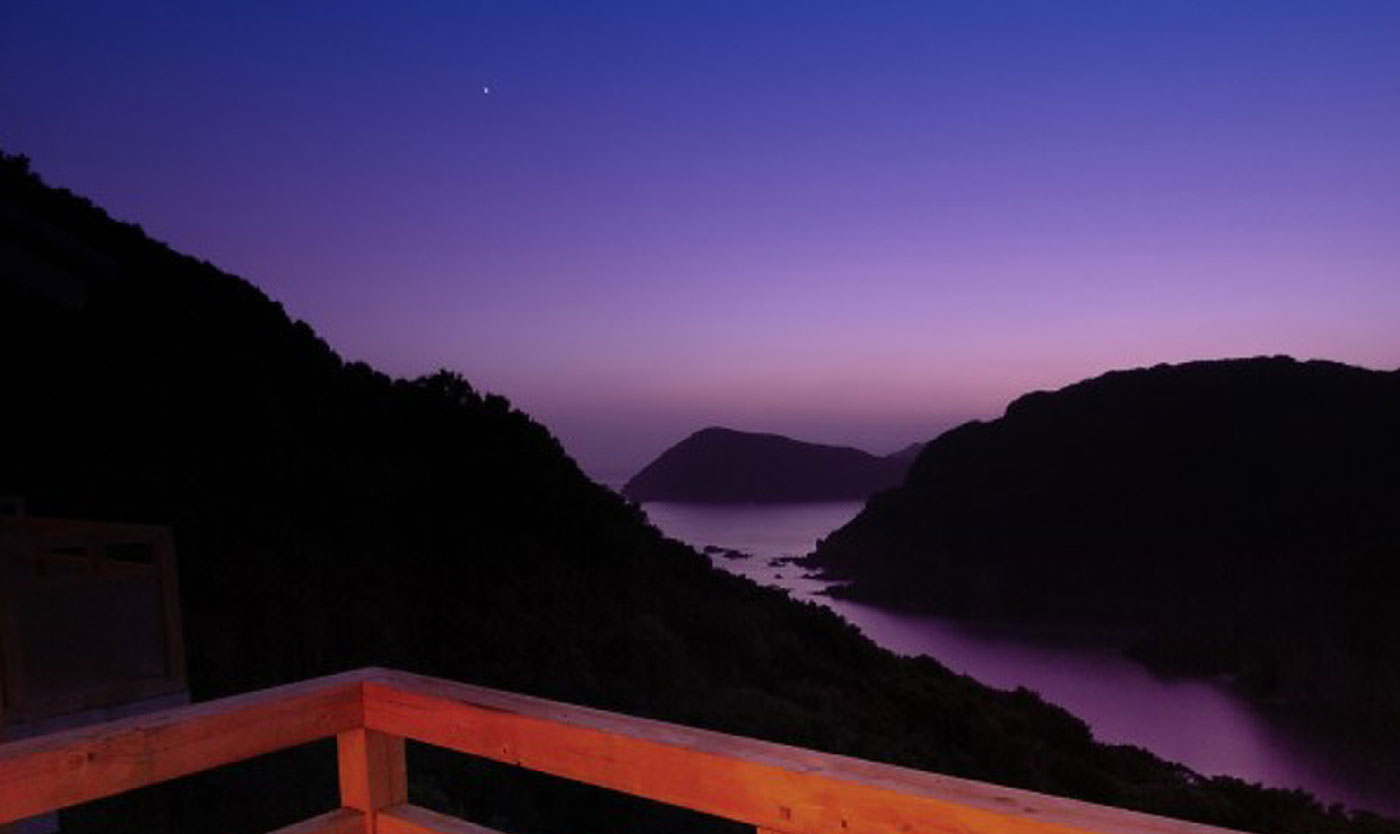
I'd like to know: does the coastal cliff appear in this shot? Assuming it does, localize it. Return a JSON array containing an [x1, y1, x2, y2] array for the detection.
[[807, 357, 1400, 718], [623, 427, 915, 503]]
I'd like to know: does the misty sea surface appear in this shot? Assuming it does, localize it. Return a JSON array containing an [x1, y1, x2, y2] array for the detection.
[[642, 500, 1400, 818]]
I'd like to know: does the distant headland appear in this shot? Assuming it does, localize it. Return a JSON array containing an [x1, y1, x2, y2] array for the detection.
[[622, 426, 920, 503]]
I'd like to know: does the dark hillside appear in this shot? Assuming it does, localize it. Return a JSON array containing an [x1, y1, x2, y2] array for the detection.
[[808, 358, 1400, 722], [1, 152, 1394, 834], [623, 427, 912, 503]]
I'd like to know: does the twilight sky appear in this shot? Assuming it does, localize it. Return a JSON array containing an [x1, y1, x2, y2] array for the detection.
[[5, 1, 1399, 480]]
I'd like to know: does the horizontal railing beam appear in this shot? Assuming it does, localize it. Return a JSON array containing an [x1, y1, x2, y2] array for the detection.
[[362, 670, 1233, 834], [378, 804, 504, 834], [267, 808, 366, 834], [0, 671, 367, 824], [0, 667, 1250, 834]]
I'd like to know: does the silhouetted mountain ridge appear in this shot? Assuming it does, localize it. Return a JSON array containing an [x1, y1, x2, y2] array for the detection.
[[807, 357, 1400, 720], [623, 427, 915, 502], [1, 151, 1392, 834]]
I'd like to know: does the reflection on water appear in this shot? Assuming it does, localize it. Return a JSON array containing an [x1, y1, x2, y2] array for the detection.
[[642, 501, 1400, 817]]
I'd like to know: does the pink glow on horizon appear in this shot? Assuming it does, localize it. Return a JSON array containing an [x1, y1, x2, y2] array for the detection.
[[4, 2, 1398, 476]]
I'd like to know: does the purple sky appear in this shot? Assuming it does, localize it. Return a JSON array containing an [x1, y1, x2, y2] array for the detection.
[[5, 1, 1399, 479]]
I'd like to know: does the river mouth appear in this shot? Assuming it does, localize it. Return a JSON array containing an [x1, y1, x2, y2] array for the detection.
[[641, 500, 1400, 818]]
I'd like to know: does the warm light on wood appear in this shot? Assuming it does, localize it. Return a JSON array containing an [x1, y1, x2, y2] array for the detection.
[[0, 668, 1249, 834], [378, 804, 503, 834], [361, 670, 1228, 834], [0, 672, 362, 824], [338, 728, 407, 830], [266, 808, 366, 834]]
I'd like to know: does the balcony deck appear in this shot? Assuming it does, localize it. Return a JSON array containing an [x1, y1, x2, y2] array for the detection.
[[0, 667, 1243, 834]]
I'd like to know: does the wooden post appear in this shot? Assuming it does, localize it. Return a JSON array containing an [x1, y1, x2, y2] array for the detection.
[[1, 532, 19, 834], [0, 671, 6, 834], [0, 532, 27, 728], [337, 729, 406, 832], [152, 529, 188, 690]]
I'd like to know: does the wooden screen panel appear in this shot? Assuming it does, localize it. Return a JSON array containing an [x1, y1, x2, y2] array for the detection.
[[0, 518, 186, 722]]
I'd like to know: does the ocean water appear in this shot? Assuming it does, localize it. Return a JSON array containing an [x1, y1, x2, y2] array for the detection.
[[643, 500, 1400, 817]]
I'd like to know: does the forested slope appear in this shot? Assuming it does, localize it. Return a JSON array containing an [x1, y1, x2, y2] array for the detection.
[[808, 358, 1400, 723]]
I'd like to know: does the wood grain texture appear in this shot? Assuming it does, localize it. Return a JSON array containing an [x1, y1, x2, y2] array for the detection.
[[266, 808, 366, 834], [0, 672, 365, 824], [363, 670, 1240, 834], [377, 804, 505, 834], [338, 728, 407, 829], [0, 667, 1253, 834]]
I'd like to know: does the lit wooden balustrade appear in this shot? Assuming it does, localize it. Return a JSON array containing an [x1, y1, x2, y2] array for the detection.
[[0, 668, 1242, 834]]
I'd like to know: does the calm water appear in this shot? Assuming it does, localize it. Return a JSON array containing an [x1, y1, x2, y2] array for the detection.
[[643, 500, 1400, 817]]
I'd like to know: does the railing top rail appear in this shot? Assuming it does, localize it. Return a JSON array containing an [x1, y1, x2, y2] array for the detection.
[[362, 668, 1235, 834], [0, 516, 174, 540], [0, 671, 365, 823], [0, 668, 1248, 834]]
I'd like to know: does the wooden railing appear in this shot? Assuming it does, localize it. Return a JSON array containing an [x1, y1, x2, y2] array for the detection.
[[0, 668, 1239, 834]]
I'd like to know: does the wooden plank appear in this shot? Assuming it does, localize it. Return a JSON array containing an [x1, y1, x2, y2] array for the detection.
[[0, 666, 1254, 834], [377, 804, 504, 834], [0, 534, 31, 723], [0, 671, 367, 824], [153, 529, 188, 688], [338, 728, 407, 829], [0, 518, 170, 591], [363, 671, 1242, 834], [267, 808, 366, 834], [0, 516, 186, 722], [0, 517, 171, 541], [12, 569, 158, 590], [5, 675, 188, 727]]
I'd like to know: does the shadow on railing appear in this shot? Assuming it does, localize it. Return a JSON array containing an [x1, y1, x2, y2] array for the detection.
[[0, 668, 1238, 834]]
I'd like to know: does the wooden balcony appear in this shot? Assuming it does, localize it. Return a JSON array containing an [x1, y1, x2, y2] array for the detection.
[[0, 667, 1240, 834]]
